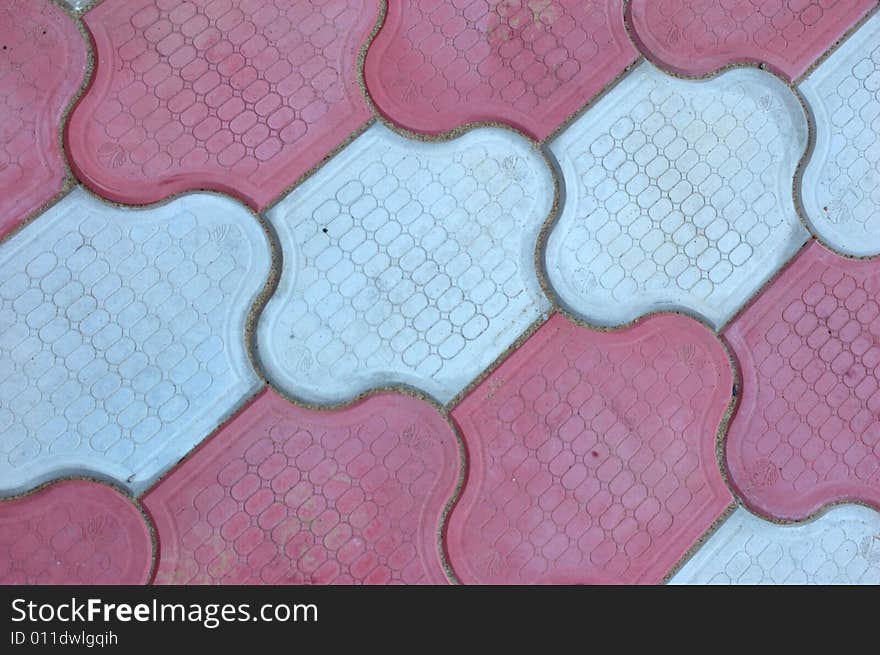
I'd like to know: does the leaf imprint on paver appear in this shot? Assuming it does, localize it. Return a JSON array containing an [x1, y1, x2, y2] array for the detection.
[[800, 12, 880, 257]]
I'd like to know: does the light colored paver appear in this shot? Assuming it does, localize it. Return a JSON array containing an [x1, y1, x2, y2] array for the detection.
[[258, 124, 553, 404], [801, 12, 880, 257], [724, 241, 880, 521], [66, 0, 378, 210], [546, 62, 810, 329], [0, 188, 269, 495], [447, 313, 733, 584], [0, 0, 87, 239], [671, 505, 880, 584]]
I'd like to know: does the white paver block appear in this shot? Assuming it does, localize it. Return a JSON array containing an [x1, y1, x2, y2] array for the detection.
[[0, 188, 269, 495], [547, 62, 810, 329], [258, 124, 553, 404], [801, 13, 880, 257], [671, 506, 880, 585]]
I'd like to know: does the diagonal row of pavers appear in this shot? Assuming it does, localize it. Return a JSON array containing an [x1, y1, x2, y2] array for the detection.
[[0, 0, 879, 584]]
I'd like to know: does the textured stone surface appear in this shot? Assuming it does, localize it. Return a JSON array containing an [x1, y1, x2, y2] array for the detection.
[[725, 241, 880, 521], [144, 390, 459, 584], [67, 0, 378, 209], [547, 62, 809, 329], [671, 505, 880, 584], [0, 0, 87, 239], [447, 313, 733, 584], [258, 124, 553, 404], [8, 0, 880, 588], [629, 0, 875, 80], [0, 188, 268, 495], [0, 480, 153, 584], [365, 0, 638, 140], [801, 12, 880, 257]]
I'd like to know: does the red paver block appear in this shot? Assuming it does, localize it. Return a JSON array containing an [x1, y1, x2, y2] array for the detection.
[[365, 0, 638, 140], [447, 313, 733, 584], [628, 0, 876, 80], [725, 241, 880, 521], [67, 0, 378, 210], [0, 480, 153, 585], [144, 390, 460, 584], [0, 0, 86, 239]]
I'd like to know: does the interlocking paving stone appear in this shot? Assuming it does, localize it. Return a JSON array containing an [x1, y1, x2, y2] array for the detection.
[[670, 505, 880, 584], [0, 188, 268, 496], [0, 0, 87, 239], [628, 0, 875, 81], [257, 124, 553, 404], [546, 62, 809, 329], [66, 0, 378, 210], [364, 0, 638, 140], [0, 479, 153, 584], [7, 0, 879, 588], [447, 313, 733, 584], [144, 389, 459, 584], [801, 12, 880, 257], [725, 241, 880, 521]]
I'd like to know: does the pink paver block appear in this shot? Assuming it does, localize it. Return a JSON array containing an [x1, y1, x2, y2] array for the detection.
[[448, 313, 733, 584], [67, 0, 378, 210], [725, 241, 880, 521], [0, 0, 86, 239], [144, 390, 460, 585], [0, 480, 153, 585], [365, 0, 638, 140], [628, 0, 876, 80]]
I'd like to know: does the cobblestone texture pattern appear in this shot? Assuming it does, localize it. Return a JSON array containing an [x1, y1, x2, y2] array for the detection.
[[628, 0, 875, 80], [800, 12, 880, 257], [144, 389, 459, 584], [67, 0, 378, 209], [725, 241, 880, 521], [0, 189, 268, 495], [0, 479, 153, 585], [258, 124, 553, 404], [2, 0, 880, 586], [546, 62, 809, 329], [0, 0, 87, 239], [447, 313, 733, 584], [365, 0, 638, 140]]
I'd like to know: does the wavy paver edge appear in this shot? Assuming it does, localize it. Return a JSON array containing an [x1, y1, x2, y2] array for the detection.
[[0, 187, 268, 495], [144, 389, 460, 584], [258, 123, 553, 404], [0, 0, 87, 239], [0, 479, 154, 585], [724, 240, 880, 521], [671, 504, 880, 584], [546, 61, 809, 329], [448, 312, 733, 584], [66, 0, 378, 210], [628, 0, 876, 81]]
